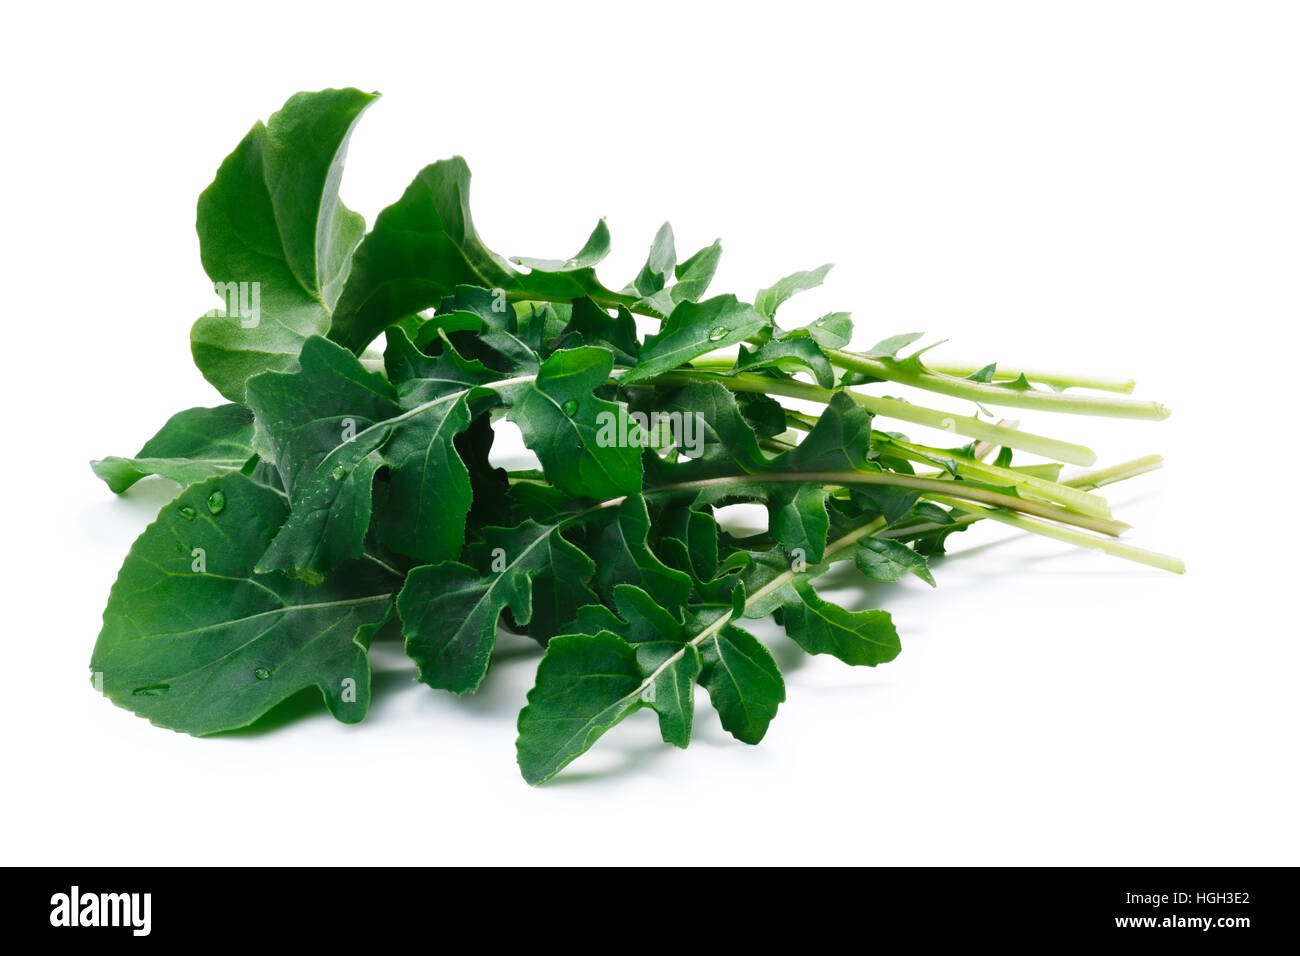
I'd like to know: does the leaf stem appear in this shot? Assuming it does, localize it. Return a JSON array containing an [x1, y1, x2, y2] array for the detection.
[[640, 369, 1099, 465], [923, 495, 1185, 574], [824, 348, 1170, 419], [639, 471, 1129, 536], [920, 360, 1136, 394], [873, 435, 1113, 518]]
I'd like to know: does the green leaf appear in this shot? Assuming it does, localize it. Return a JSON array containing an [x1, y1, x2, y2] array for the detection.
[[855, 537, 936, 587], [767, 483, 830, 563], [622, 295, 770, 384], [383, 325, 500, 401], [672, 240, 723, 302], [588, 495, 692, 610], [636, 239, 722, 317], [517, 582, 709, 783], [191, 88, 376, 402], [781, 578, 901, 666], [516, 632, 645, 785], [513, 218, 612, 273], [507, 347, 643, 499], [732, 337, 836, 389], [795, 311, 854, 349], [327, 158, 516, 353], [754, 263, 833, 320], [246, 335, 480, 574], [329, 161, 636, 352], [556, 297, 640, 366], [91, 474, 394, 734], [863, 332, 924, 359], [636, 641, 701, 749], [630, 222, 676, 296], [696, 621, 785, 744], [399, 519, 597, 693], [91, 405, 254, 494]]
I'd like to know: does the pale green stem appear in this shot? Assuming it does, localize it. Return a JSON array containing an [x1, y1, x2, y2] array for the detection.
[[925, 495, 1185, 574], [678, 355, 1138, 394], [875, 435, 1112, 518], [825, 348, 1170, 419], [641, 471, 1128, 536], [920, 361, 1136, 394], [1063, 454, 1164, 489], [642, 370, 1099, 466]]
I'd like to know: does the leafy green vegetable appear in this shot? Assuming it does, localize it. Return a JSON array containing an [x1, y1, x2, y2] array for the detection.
[[90, 87, 1183, 785], [92, 404, 255, 494], [92, 474, 395, 734], [191, 88, 377, 402]]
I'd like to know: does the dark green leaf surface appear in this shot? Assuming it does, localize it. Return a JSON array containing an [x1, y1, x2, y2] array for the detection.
[[399, 520, 597, 693], [516, 631, 645, 785], [782, 578, 901, 666], [697, 621, 785, 744], [507, 347, 643, 500], [855, 537, 936, 587], [622, 295, 770, 384], [191, 88, 376, 402], [92, 475, 393, 734], [754, 263, 833, 320], [91, 405, 255, 494]]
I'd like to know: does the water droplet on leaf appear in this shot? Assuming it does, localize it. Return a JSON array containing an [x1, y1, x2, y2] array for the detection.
[[177, 505, 196, 520], [132, 684, 170, 697], [331, 464, 347, 480], [707, 326, 729, 342], [561, 398, 579, 416], [254, 667, 271, 680], [206, 489, 226, 515]]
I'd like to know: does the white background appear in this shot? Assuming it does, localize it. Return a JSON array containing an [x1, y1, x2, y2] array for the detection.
[[2, 1, 1296, 865]]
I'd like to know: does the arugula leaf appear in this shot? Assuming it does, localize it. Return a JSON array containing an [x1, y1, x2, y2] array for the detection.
[[399, 519, 598, 693], [696, 620, 785, 743], [629, 222, 676, 297], [587, 495, 692, 610], [246, 335, 480, 574], [328, 162, 636, 353], [635, 238, 722, 317], [506, 347, 643, 500], [92, 474, 394, 734], [92, 405, 254, 493], [93, 87, 1181, 787], [731, 337, 837, 389], [755, 263, 833, 320], [855, 537, 936, 587], [780, 311, 853, 349], [781, 578, 901, 666], [622, 295, 770, 384], [191, 88, 376, 402], [515, 631, 646, 784]]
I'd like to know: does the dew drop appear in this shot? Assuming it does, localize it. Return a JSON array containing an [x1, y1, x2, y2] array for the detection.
[[561, 398, 579, 416], [331, 464, 347, 480], [177, 505, 197, 520], [132, 684, 170, 697], [254, 667, 271, 680], [206, 489, 226, 515], [707, 326, 729, 342]]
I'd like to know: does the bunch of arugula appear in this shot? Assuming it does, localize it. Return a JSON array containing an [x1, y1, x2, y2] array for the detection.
[[91, 89, 1182, 784]]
